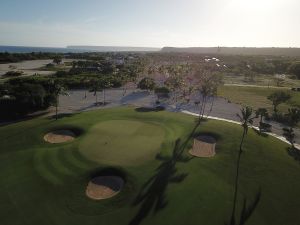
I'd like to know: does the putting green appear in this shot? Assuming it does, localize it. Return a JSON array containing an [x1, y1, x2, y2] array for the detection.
[[79, 120, 165, 165]]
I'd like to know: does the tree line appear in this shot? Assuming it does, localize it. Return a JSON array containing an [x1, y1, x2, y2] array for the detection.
[[0, 52, 65, 63]]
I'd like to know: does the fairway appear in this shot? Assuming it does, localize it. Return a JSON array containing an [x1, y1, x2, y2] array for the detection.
[[79, 120, 165, 165], [218, 85, 300, 112], [0, 107, 300, 225]]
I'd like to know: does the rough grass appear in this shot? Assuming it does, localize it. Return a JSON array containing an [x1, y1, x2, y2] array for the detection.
[[223, 74, 300, 87], [218, 85, 300, 112], [0, 107, 300, 225]]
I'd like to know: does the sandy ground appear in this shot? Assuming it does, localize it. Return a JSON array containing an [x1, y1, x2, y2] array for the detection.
[[86, 176, 124, 200], [189, 136, 216, 157], [0, 59, 75, 76], [44, 130, 75, 143]]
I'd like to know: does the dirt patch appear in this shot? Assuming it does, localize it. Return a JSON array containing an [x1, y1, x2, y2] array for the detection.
[[86, 176, 124, 200], [44, 130, 76, 143], [189, 135, 216, 157]]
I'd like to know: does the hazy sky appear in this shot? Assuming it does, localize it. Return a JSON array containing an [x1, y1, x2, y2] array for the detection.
[[0, 0, 299, 47]]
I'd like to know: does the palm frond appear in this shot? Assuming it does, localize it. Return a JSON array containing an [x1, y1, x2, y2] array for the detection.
[[237, 106, 254, 132]]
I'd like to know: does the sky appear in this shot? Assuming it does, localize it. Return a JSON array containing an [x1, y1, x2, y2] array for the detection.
[[0, 0, 299, 48]]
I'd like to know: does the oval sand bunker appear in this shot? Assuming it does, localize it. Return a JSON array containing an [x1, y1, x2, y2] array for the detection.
[[189, 135, 216, 157], [44, 130, 76, 143], [86, 176, 124, 200]]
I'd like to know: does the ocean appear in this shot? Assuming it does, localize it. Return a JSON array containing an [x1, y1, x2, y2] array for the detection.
[[0, 46, 86, 53], [0, 45, 160, 53]]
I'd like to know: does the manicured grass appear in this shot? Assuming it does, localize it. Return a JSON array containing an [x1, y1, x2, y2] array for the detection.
[[79, 120, 165, 166], [223, 74, 300, 87], [0, 107, 300, 225], [219, 85, 300, 112]]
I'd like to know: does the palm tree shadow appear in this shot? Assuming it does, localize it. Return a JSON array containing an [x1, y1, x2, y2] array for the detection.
[[128, 122, 200, 225], [48, 112, 75, 120], [225, 188, 261, 225]]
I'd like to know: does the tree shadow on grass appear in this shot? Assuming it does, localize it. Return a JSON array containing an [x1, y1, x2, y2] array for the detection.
[[192, 131, 222, 141], [128, 122, 200, 225], [135, 106, 165, 113], [48, 113, 76, 120], [225, 188, 261, 225], [253, 129, 269, 138], [0, 111, 49, 127]]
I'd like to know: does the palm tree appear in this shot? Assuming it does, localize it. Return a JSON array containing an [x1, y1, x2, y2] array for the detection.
[[255, 108, 268, 123], [283, 108, 300, 148], [196, 74, 220, 121], [51, 81, 68, 120], [53, 55, 62, 65], [81, 77, 90, 99], [102, 80, 113, 106], [256, 108, 269, 132], [91, 79, 102, 106], [165, 73, 184, 104], [230, 106, 255, 225], [121, 75, 130, 96], [267, 91, 291, 114]]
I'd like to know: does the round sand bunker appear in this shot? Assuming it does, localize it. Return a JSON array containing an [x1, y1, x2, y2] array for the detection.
[[189, 135, 216, 157], [44, 130, 76, 143], [86, 176, 124, 200]]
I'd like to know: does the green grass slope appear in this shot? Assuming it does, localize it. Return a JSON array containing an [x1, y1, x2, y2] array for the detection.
[[0, 107, 299, 225]]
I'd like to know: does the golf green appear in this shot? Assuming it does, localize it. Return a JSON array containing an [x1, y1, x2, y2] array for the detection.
[[0, 107, 299, 225], [79, 120, 165, 165]]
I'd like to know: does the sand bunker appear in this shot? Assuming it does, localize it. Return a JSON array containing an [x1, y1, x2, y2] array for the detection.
[[44, 130, 76, 143], [189, 135, 216, 157], [86, 176, 124, 200]]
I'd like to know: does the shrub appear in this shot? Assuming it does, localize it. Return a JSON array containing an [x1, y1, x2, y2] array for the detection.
[[288, 62, 300, 79], [271, 112, 289, 123], [259, 122, 272, 132], [46, 63, 55, 68], [154, 86, 170, 99], [55, 70, 69, 77], [0, 81, 56, 120], [138, 77, 155, 91], [3, 71, 23, 78]]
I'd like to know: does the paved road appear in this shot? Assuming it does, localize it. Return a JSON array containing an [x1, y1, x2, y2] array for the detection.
[[57, 88, 300, 144]]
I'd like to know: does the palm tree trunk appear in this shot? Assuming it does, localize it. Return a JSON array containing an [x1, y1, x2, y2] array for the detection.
[[201, 97, 207, 119], [198, 96, 205, 121], [230, 128, 246, 225], [209, 97, 214, 112], [274, 104, 277, 114], [55, 95, 58, 121], [207, 97, 215, 117], [290, 126, 295, 148], [103, 89, 105, 106]]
